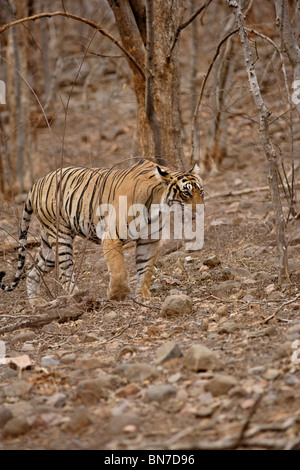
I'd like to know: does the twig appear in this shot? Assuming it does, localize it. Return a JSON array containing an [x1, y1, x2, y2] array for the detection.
[[259, 293, 300, 324], [190, 28, 239, 163], [168, 0, 212, 60], [208, 185, 270, 199]]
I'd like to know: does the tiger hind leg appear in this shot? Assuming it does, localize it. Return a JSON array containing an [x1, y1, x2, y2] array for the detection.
[[135, 239, 159, 298], [27, 227, 55, 306], [54, 233, 78, 295]]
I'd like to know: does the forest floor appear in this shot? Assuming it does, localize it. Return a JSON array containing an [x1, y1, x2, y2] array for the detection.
[[1, 53, 300, 451]]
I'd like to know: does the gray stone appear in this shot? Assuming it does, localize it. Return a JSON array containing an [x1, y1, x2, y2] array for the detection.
[[3, 380, 32, 399], [156, 341, 183, 364], [218, 321, 239, 334], [41, 355, 60, 367], [62, 408, 92, 433], [161, 295, 193, 317], [184, 344, 223, 372], [0, 407, 13, 427], [12, 330, 36, 343], [203, 255, 221, 267], [2, 417, 30, 438], [204, 374, 238, 396], [77, 379, 106, 405], [122, 363, 160, 383], [144, 384, 176, 403], [45, 393, 67, 408]]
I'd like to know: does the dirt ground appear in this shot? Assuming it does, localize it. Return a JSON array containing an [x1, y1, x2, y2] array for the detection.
[[1, 11, 300, 450], [1, 146, 300, 450]]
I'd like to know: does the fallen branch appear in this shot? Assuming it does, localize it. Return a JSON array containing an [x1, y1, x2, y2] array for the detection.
[[259, 293, 300, 324], [0, 295, 87, 334]]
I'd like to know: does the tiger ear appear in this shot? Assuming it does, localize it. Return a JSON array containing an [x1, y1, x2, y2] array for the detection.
[[189, 163, 201, 175], [155, 166, 173, 184]]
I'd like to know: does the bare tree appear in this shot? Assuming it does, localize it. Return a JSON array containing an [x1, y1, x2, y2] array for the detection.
[[229, 0, 289, 282], [274, 0, 300, 117]]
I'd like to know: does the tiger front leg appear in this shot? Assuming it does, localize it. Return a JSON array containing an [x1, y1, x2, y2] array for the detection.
[[102, 237, 130, 300], [135, 239, 159, 299]]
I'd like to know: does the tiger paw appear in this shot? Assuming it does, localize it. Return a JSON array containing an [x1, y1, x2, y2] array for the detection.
[[136, 287, 151, 299], [108, 284, 131, 301]]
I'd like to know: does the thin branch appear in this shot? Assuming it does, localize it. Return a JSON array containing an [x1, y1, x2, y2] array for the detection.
[[0, 11, 145, 80], [168, 0, 212, 60], [190, 28, 239, 163]]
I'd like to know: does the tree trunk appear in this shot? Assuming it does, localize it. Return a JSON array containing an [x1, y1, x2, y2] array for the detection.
[[108, 0, 186, 169]]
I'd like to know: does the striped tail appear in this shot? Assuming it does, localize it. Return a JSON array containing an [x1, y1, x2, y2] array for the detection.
[[0, 195, 33, 292]]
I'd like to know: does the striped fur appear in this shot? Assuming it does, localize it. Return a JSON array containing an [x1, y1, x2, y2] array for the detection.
[[0, 159, 204, 305]]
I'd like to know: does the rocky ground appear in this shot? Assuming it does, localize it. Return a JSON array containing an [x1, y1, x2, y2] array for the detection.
[[1, 8, 300, 448], [1, 159, 300, 450]]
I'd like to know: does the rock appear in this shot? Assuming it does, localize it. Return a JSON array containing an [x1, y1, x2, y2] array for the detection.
[[121, 363, 160, 383], [161, 295, 193, 317], [81, 334, 98, 343], [108, 413, 140, 434], [184, 344, 223, 371], [41, 355, 60, 367], [216, 305, 228, 317], [60, 353, 77, 364], [156, 341, 183, 364], [62, 408, 92, 433], [144, 384, 176, 403], [3, 380, 32, 399], [263, 368, 280, 380], [77, 375, 121, 405], [12, 330, 36, 343], [95, 373, 123, 389], [0, 407, 13, 427], [203, 255, 221, 267], [45, 393, 67, 408], [195, 406, 214, 417], [276, 342, 292, 359], [168, 372, 182, 384], [2, 417, 30, 438], [211, 281, 241, 298], [287, 323, 300, 338], [204, 374, 238, 396], [285, 375, 298, 385], [115, 383, 141, 398], [218, 320, 239, 334], [75, 357, 106, 369]]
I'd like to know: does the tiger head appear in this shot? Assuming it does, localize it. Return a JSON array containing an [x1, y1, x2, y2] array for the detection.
[[155, 164, 204, 213]]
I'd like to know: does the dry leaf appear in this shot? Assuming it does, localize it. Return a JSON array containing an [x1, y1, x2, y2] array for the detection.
[[8, 355, 32, 370]]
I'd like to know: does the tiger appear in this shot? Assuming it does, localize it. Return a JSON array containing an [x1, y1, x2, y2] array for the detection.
[[0, 159, 204, 306]]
